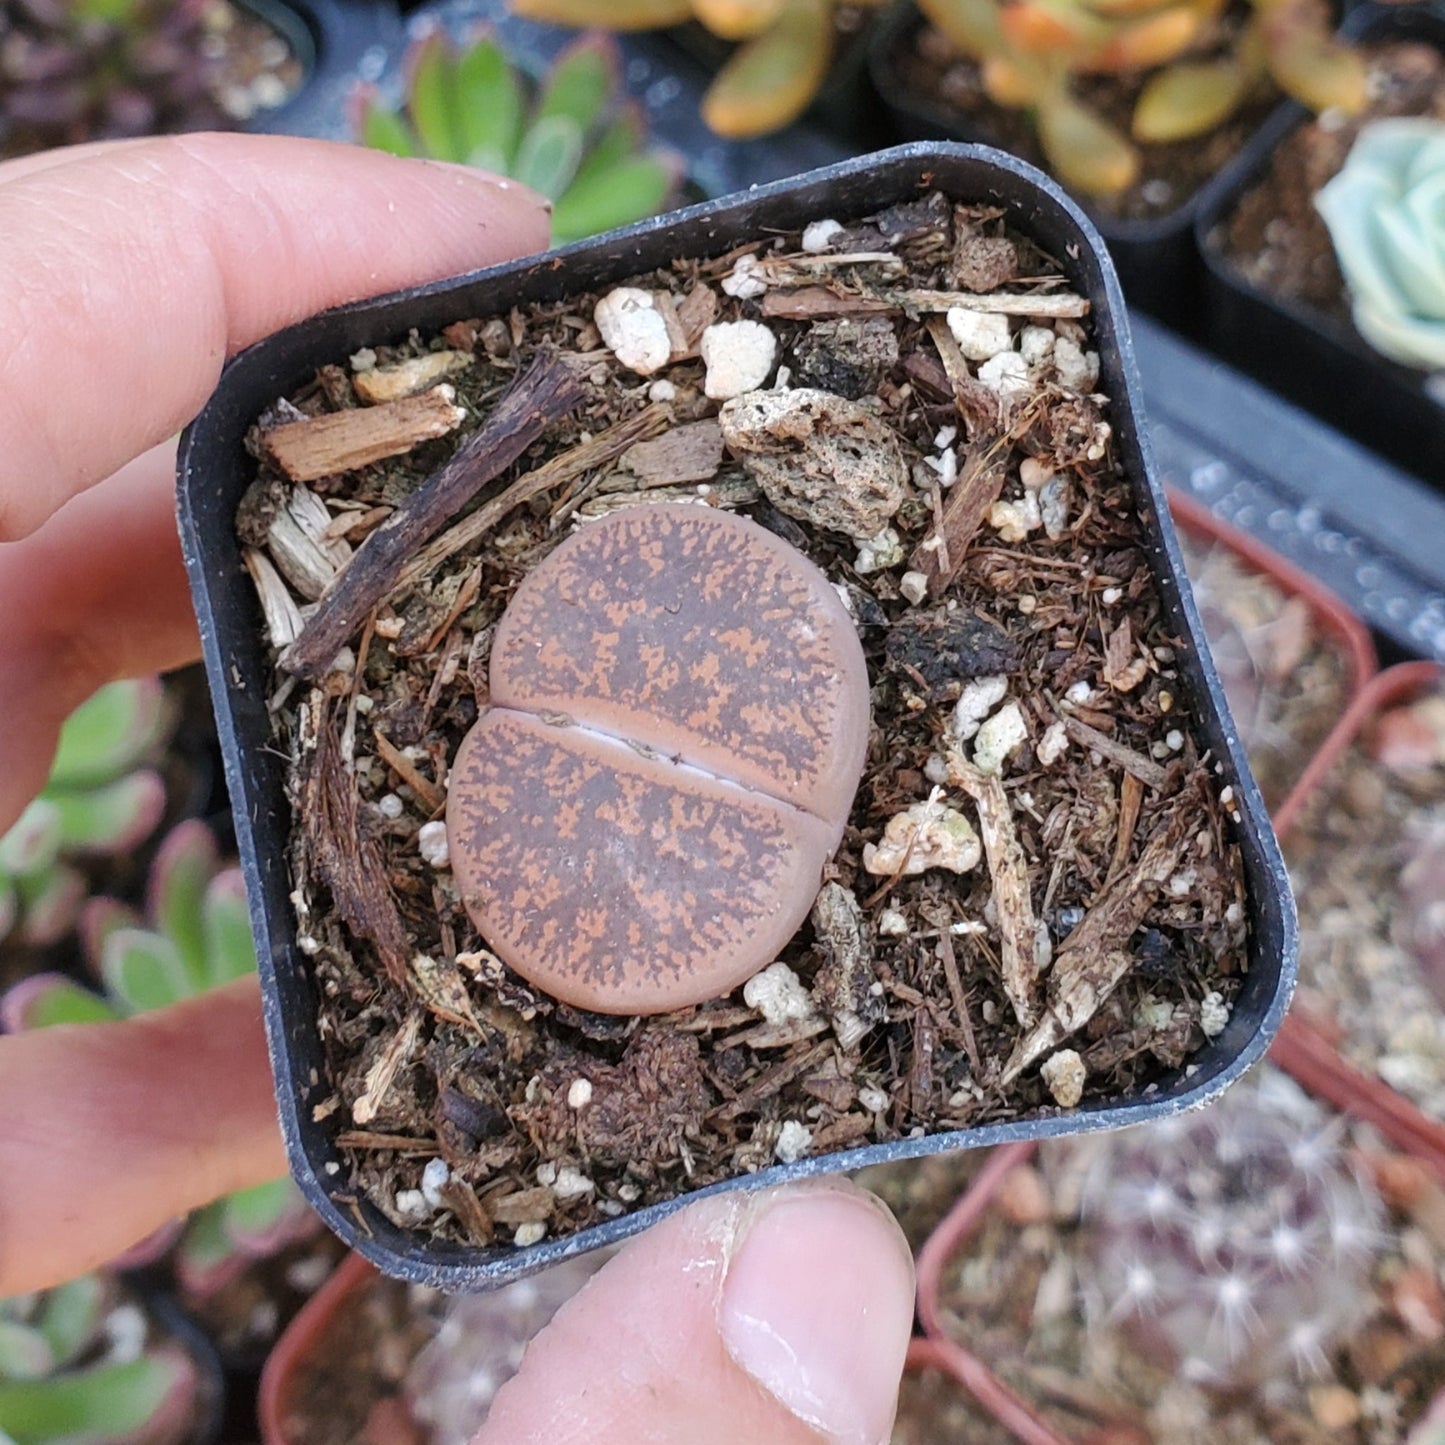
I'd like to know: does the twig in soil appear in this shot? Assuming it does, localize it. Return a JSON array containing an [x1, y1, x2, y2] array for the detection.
[[1107, 772, 1145, 885], [948, 755, 1040, 1029], [372, 730, 445, 816], [759, 288, 899, 320], [301, 706, 413, 987], [399, 400, 671, 588], [937, 931, 981, 1075], [713, 1040, 833, 1122], [1058, 713, 1168, 791], [1002, 795, 1195, 1083], [280, 356, 585, 681], [243, 548, 304, 648], [892, 289, 1090, 318], [261, 386, 467, 483], [352, 1011, 423, 1126]]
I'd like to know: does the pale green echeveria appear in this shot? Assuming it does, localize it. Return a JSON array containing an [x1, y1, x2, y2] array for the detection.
[[1315, 117, 1445, 372]]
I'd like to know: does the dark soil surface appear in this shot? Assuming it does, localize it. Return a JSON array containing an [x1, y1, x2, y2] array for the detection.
[[891, 13, 1281, 224], [1215, 39, 1445, 330], [236, 190, 1249, 1257]]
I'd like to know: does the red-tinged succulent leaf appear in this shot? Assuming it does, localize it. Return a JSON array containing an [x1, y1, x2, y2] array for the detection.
[[1133, 55, 1254, 141], [1037, 91, 1141, 195]]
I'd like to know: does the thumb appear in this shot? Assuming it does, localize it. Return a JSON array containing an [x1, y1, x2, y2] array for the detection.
[[476, 1181, 915, 1445]]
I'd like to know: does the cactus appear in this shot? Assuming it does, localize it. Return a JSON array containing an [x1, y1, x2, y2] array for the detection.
[[508, 0, 877, 138], [916, 0, 1365, 196], [355, 30, 680, 244], [0, 1275, 198, 1444], [1074, 1070, 1383, 1388], [1, 821, 317, 1301], [0, 679, 168, 950], [1314, 118, 1445, 373]]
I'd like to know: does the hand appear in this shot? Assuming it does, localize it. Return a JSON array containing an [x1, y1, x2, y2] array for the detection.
[[0, 135, 915, 1443]]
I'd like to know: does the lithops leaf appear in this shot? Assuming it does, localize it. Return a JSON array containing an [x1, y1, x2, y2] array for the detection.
[[36, 1276, 106, 1370], [1133, 56, 1252, 141], [693, 0, 787, 39], [454, 32, 524, 170], [406, 31, 465, 162], [49, 770, 165, 854], [47, 678, 164, 790], [101, 927, 193, 1014], [201, 869, 256, 988], [512, 113, 586, 201], [147, 821, 219, 990], [553, 154, 677, 242], [1037, 92, 1140, 196], [702, 0, 831, 138]]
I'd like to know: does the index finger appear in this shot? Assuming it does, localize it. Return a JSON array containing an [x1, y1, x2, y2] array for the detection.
[[0, 133, 550, 540]]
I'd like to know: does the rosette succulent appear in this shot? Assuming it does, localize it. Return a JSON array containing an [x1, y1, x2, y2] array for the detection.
[[0, 678, 167, 950], [355, 30, 680, 243], [1, 821, 317, 1300], [1315, 118, 1445, 373], [0, 1275, 199, 1445]]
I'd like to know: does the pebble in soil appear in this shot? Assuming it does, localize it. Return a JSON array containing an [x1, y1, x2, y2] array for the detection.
[[238, 189, 1249, 1253]]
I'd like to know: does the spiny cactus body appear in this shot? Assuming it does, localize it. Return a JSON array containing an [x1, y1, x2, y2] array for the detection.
[[917, 0, 1365, 196], [1077, 1071, 1383, 1389]]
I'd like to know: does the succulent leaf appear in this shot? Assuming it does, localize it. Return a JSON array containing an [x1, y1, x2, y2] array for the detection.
[[0, 1323, 52, 1384], [200, 870, 255, 988], [1258, 4, 1366, 117], [0, 1351, 190, 1442], [357, 95, 418, 159], [2, 973, 119, 1031], [512, 113, 587, 202], [101, 927, 194, 1014], [1080, 3, 1206, 74], [49, 769, 166, 855], [221, 1177, 312, 1254], [1133, 55, 1252, 141], [534, 36, 615, 139], [146, 820, 219, 990], [13, 864, 87, 949], [35, 1277, 105, 1372], [174, 1203, 249, 1299], [701, 0, 832, 138], [693, 0, 789, 39], [0, 803, 63, 880], [553, 154, 677, 242], [453, 33, 524, 171], [1000, 0, 1110, 55], [507, 0, 694, 26], [916, 0, 1008, 59], [46, 679, 164, 791], [406, 31, 465, 163], [1036, 91, 1140, 195]]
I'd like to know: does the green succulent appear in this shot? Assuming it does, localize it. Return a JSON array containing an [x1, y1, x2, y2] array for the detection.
[[354, 29, 681, 243], [0, 1275, 197, 1445], [0, 679, 167, 950], [1315, 117, 1445, 373], [1, 820, 316, 1301]]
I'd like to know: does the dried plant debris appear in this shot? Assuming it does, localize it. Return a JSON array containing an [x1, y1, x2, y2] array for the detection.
[[238, 193, 1248, 1250], [1287, 688, 1445, 1119]]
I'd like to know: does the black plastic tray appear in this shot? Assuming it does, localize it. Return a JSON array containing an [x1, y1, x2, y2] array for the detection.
[[177, 142, 1295, 1289]]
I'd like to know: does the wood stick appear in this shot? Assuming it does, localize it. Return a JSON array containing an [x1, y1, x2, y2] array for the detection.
[[1059, 714, 1168, 790], [262, 387, 466, 482], [893, 288, 1090, 318], [280, 356, 584, 681]]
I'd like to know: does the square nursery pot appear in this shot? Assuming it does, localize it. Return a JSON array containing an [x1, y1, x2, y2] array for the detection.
[[865, 1, 1288, 331], [1195, 3, 1445, 489], [177, 141, 1295, 1290]]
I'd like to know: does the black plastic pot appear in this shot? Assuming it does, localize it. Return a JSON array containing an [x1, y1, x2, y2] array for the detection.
[[1194, 3, 1445, 490], [176, 141, 1296, 1290], [866, 1, 1214, 327], [242, 0, 404, 142]]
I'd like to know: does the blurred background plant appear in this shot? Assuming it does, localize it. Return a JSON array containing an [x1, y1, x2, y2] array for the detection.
[[1074, 1069, 1384, 1390], [507, 0, 889, 139], [0, 679, 168, 957], [1, 819, 319, 1306], [0, 1274, 201, 1445], [915, 0, 1366, 195], [354, 27, 682, 242], [0, 0, 301, 161], [1314, 117, 1445, 374]]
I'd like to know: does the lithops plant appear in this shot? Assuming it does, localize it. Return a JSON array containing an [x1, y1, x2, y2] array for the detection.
[[1, 820, 317, 1300], [1074, 1069, 1383, 1389], [0, 678, 167, 950], [0, 1274, 199, 1445], [1315, 118, 1445, 374], [354, 30, 680, 244], [446, 503, 871, 1014]]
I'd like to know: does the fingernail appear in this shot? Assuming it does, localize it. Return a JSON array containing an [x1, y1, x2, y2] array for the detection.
[[720, 1185, 915, 1445], [419, 160, 552, 214]]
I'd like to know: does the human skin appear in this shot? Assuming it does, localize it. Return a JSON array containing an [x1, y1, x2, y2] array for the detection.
[[0, 134, 913, 1444]]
